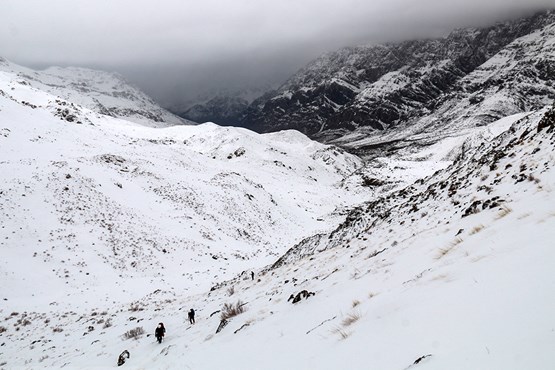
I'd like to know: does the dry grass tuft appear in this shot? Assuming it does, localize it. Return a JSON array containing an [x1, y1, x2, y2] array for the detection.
[[332, 327, 352, 340], [341, 311, 361, 327], [227, 285, 235, 296], [436, 246, 454, 259], [351, 300, 361, 308], [469, 224, 485, 235], [495, 205, 513, 219], [450, 237, 463, 247], [435, 237, 463, 259]]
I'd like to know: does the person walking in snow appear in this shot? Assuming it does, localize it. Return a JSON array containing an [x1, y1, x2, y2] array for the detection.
[[251, 271, 255, 281], [188, 309, 195, 324], [155, 322, 166, 343]]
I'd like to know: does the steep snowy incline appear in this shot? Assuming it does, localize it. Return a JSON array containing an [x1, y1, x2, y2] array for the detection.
[[0, 68, 367, 313], [2, 102, 553, 369], [0, 57, 190, 127]]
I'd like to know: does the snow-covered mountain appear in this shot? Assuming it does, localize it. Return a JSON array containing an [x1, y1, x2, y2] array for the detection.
[[177, 85, 274, 125], [240, 10, 555, 151], [0, 64, 370, 313], [2, 67, 554, 367], [0, 57, 191, 127], [1, 14, 555, 369], [181, 95, 250, 125]]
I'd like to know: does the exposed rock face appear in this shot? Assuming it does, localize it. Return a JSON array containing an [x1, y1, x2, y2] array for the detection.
[[239, 10, 555, 148], [181, 96, 249, 125]]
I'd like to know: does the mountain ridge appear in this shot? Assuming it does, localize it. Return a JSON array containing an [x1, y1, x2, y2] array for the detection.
[[232, 10, 555, 150], [0, 58, 191, 127]]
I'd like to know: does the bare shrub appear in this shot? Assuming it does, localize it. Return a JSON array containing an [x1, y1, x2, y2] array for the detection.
[[351, 300, 360, 308], [528, 173, 540, 184], [17, 318, 31, 327], [52, 327, 63, 333], [341, 311, 361, 327], [469, 224, 485, 235], [123, 326, 145, 340], [0, 326, 7, 333], [220, 300, 247, 321]]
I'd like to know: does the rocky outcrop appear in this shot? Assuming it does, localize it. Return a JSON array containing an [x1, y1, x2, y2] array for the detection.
[[181, 95, 249, 125]]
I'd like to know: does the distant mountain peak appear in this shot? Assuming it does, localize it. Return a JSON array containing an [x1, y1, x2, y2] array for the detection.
[[0, 58, 193, 127]]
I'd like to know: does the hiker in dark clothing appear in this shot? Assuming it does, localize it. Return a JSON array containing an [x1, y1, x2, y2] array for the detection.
[[251, 271, 255, 281], [188, 309, 195, 324], [155, 323, 166, 343]]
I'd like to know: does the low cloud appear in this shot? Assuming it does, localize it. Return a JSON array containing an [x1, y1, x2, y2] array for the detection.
[[1, 0, 552, 107]]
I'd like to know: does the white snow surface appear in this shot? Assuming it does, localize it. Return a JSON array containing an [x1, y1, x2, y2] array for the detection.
[[1, 61, 554, 370]]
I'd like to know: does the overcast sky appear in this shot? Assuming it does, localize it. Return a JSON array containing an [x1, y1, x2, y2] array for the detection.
[[1, 0, 553, 108]]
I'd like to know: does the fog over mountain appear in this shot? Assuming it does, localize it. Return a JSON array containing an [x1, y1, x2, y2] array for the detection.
[[1, 0, 553, 112]]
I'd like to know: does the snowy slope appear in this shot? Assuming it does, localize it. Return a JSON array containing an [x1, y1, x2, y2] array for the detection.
[[0, 67, 372, 315], [1, 51, 554, 369], [0, 57, 190, 127]]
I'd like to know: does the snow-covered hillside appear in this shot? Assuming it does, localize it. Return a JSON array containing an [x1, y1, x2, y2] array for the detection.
[[1, 44, 554, 369], [0, 66, 375, 314], [0, 57, 190, 127]]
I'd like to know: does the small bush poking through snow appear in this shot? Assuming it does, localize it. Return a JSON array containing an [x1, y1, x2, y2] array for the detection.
[[123, 326, 145, 340], [352, 300, 361, 308], [220, 300, 247, 321], [0, 326, 7, 333], [52, 327, 63, 333]]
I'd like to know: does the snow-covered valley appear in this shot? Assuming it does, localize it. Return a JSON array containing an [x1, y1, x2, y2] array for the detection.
[[1, 56, 555, 369]]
